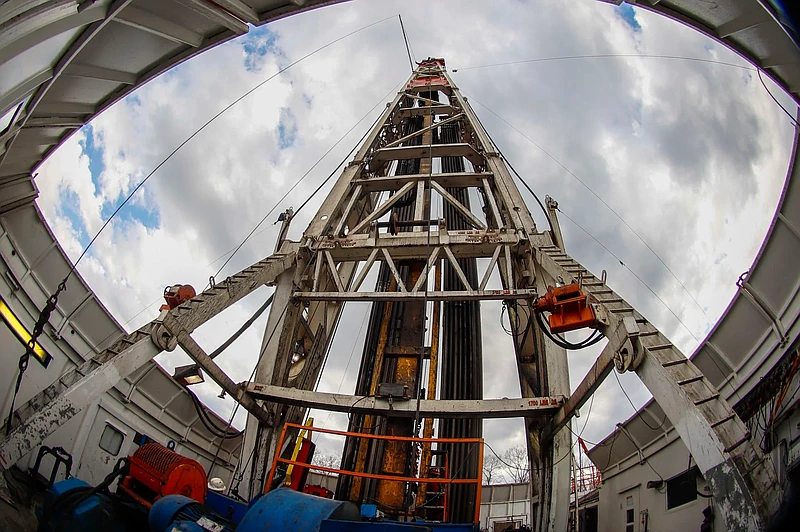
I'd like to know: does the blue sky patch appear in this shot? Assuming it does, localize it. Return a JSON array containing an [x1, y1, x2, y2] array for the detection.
[[616, 3, 641, 32], [79, 124, 104, 195], [57, 187, 90, 248], [277, 108, 297, 150], [242, 26, 281, 72], [110, 195, 160, 230], [72, 124, 161, 240]]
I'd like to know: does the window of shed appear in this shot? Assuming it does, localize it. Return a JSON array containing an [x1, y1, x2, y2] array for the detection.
[[667, 468, 698, 509], [625, 508, 634, 532], [99, 424, 124, 456]]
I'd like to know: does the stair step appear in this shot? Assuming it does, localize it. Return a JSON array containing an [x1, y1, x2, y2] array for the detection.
[[710, 413, 736, 428], [662, 358, 688, 367], [724, 435, 749, 454], [598, 298, 623, 304], [647, 343, 673, 351], [610, 307, 635, 313], [694, 393, 720, 406], [677, 375, 704, 386]]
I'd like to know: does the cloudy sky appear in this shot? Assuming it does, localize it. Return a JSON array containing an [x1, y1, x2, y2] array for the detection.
[[35, 0, 797, 478]]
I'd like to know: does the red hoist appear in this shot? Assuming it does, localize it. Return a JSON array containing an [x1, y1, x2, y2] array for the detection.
[[533, 283, 597, 333], [159, 284, 196, 311]]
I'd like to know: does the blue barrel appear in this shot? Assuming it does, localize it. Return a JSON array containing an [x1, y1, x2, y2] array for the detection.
[[149, 495, 197, 532], [149, 494, 235, 532], [237, 488, 360, 532]]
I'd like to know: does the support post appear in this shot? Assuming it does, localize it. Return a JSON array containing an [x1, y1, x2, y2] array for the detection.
[[545, 196, 564, 251], [238, 267, 298, 499]]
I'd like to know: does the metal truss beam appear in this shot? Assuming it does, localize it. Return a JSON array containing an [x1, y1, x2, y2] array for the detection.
[[384, 113, 464, 149], [294, 288, 536, 302], [62, 63, 138, 85], [244, 383, 564, 419], [353, 172, 491, 192], [23, 117, 83, 127], [317, 230, 520, 261], [173, 0, 248, 34], [116, 5, 204, 47], [393, 105, 456, 121], [0, 331, 159, 469], [212, 0, 260, 24], [368, 143, 484, 171]]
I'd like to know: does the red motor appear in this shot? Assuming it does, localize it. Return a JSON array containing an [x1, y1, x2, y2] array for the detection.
[[160, 284, 196, 311], [118, 442, 207, 507]]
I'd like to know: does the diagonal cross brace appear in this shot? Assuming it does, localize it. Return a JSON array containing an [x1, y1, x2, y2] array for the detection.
[[161, 312, 272, 424]]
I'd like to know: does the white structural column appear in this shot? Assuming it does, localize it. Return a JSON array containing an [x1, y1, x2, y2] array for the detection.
[[239, 267, 298, 500], [635, 349, 777, 529], [532, 262, 572, 532]]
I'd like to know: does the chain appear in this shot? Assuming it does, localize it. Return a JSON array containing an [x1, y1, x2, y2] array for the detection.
[[5, 281, 66, 435]]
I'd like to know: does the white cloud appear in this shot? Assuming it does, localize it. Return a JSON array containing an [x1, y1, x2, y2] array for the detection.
[[34, 0, 798, 461]]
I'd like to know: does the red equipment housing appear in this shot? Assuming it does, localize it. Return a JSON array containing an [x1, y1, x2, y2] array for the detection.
[[534, 283, 596, 334], [302, 485, 334, 498], [160, 284, 196, 311], [285, 437, 316, 491], [118, 442, 207, 508], [406, 58, 449, 90]]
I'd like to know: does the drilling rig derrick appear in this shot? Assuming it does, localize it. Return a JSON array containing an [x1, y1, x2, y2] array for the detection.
[[0, 58, 780, 532]]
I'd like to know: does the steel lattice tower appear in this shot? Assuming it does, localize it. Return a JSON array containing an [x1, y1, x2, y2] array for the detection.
[[0, 58, 780, 531]]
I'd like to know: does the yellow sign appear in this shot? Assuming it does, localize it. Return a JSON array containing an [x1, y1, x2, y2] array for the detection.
[[0, 298, 51, 367]]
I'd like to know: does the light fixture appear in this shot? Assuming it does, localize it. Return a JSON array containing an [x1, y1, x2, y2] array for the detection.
[[173, 364, 204, 386]]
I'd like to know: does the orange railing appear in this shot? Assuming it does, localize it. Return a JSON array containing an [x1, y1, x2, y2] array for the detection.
[[570, 464, 601, 493], [265, 423, 484, 524]]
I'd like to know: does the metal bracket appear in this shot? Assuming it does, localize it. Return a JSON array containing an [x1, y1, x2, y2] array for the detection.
[[737, 271, 788, 347], [377, 383, 410, 400], [613, 315, 643, 373], [150, 318, 177, 352], [591, 303, 610, 327]]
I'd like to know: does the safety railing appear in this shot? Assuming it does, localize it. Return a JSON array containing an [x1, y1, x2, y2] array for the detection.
[[570, 464, 601, 493], [266, 422, 484, 524]]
